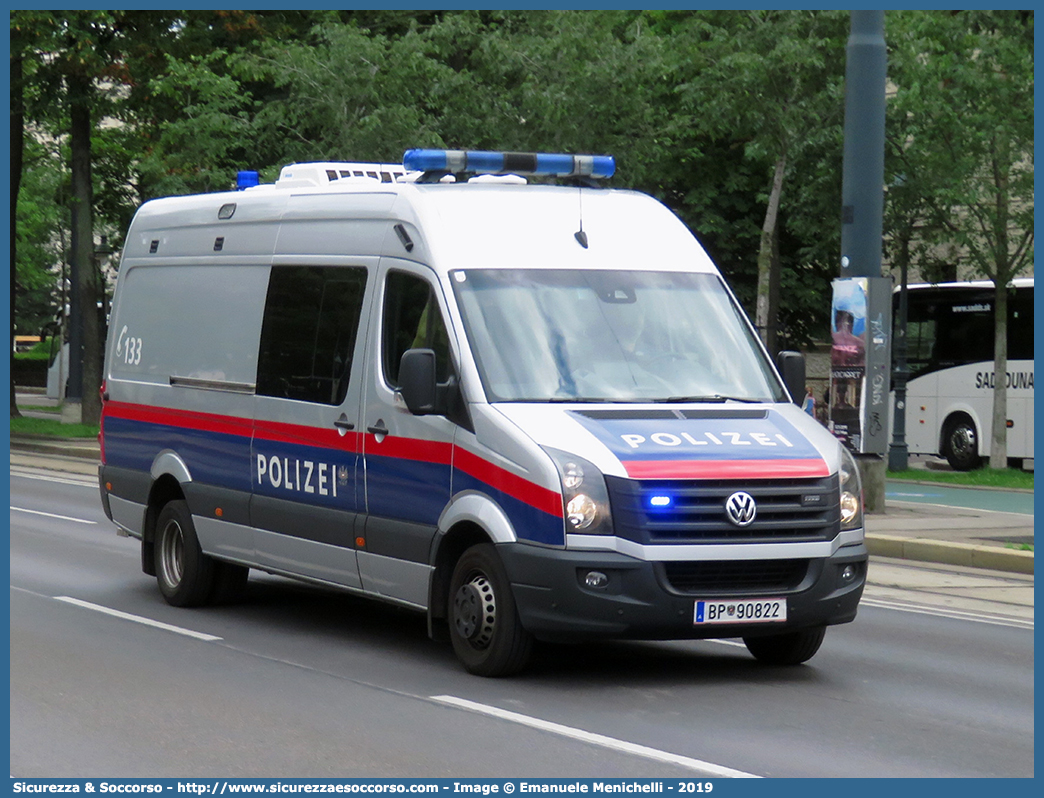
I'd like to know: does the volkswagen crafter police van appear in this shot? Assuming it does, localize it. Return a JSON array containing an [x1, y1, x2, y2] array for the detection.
[[99, 149, 866, 676]]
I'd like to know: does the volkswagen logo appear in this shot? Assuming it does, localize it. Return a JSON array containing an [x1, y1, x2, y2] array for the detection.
[[725, 491, 757, 527]]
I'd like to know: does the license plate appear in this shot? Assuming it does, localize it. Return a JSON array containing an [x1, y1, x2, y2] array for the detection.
[[694, 598, 787, 625]]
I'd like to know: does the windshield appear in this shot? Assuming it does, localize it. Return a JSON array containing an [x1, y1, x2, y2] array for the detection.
[[451, 269, 784, 403]]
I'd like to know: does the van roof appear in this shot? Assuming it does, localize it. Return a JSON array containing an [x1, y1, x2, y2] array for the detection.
[[125, 161, 718, 277]]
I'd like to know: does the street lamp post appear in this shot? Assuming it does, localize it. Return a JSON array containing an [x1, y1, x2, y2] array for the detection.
[[888, 262, 910, 470]]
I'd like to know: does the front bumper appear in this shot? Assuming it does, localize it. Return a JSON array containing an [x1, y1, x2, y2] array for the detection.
[[498, 540, 867, 642]]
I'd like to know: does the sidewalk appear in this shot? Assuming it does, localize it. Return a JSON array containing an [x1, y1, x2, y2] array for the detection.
[[865, 500, 1033, 575]]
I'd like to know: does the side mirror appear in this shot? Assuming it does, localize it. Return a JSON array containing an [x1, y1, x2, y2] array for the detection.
[[776, 350, 806, 406], [398, 348, 438, 415]]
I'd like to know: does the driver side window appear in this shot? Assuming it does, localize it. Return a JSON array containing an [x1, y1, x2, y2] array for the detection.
[[382, 271, 452, 388]]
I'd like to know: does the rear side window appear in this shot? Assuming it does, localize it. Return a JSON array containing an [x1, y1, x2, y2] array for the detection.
[[256, 266, 367, 404], [382, 271, 452, 387]]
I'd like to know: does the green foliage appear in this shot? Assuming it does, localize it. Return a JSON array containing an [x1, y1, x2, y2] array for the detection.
[[886, 10, 1034, 284], [15, 139, 66, 335], [136, 50, 260, 196], [243, 22, 453, 164], [13, 339, 58, 361], [12, 10, 1034, 357]]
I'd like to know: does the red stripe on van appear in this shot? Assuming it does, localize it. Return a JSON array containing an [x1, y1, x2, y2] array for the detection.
[[254, 418, 361, 452], [105, 400, 561, 517], [454, 448, 563, 518], [104, 401, 254, 438], [368, 436, 562, 518], [623, 458, 830, 480], [365, 433, 453, 465]]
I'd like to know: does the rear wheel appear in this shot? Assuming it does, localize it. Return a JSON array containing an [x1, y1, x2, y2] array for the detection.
[[743, 627, 826, 666], [944, 417, 981, 471], [154, 500, 218, 607], [448, 544, 533, 677]]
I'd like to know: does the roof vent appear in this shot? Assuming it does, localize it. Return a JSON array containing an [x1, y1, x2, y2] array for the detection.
[[275, 162, 407, 189]]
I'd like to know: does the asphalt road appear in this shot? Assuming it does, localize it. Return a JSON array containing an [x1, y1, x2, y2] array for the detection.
[[9, 466, 1035, 778]]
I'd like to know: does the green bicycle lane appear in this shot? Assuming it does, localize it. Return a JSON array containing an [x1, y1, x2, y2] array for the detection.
[[886, 481, 1034, 515]]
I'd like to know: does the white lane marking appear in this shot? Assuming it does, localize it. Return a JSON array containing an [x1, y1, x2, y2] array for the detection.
[[431, 695, 760, 778], [860, 597, 1033, 630], [54, 596, 223, 642], [11, 506, 97, 525]]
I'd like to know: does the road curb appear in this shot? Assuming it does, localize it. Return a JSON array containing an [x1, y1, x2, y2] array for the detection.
[[10, 435, 100, 461], [867, 534, 1034, 575]]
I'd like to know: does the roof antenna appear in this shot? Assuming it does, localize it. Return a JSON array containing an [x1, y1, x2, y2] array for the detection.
[[574, 186, 588, 249]]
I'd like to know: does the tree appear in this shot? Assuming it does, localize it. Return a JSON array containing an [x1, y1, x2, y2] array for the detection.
[[887, 11, 1033, 467], [669, 11, 848, 353], [11, 46, 25, 417], [11, 11, 125, 423]]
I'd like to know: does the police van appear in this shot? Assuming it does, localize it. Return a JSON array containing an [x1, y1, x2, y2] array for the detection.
[[99, 149, 866, 676]]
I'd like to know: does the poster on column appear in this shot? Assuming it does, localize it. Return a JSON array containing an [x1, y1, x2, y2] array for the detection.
[[829, 278, 867, 452]]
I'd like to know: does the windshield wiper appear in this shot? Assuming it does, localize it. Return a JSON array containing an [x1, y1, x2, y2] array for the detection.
[[655, 395, 765, 404]]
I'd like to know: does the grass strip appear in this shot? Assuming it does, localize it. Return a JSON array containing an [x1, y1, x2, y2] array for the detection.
[[11, 415, 100, 439], [887, 467, 1033, 491]]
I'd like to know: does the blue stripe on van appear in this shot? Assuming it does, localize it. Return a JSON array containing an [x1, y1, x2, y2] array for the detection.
[[452, 469, 565, 547], [104, 415, 253, 494]]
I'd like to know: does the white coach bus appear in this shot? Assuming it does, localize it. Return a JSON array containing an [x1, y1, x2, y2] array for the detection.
[[894, 277, 1033, 470]]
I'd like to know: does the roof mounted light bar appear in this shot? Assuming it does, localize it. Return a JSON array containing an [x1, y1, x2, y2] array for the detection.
[[403, 149, 615, 180]]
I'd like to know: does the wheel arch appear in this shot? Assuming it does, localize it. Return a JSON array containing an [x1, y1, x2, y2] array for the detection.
[[141, 473, 188, 576], [427, 520, 493, 639], [429, 491, 519, 634]]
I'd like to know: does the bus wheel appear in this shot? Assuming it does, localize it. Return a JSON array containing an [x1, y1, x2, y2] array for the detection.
[[743, 627, 826, 666], [154, 500, 217, 607], [448, 544, 533, 677], [944, 418, 981, 471]]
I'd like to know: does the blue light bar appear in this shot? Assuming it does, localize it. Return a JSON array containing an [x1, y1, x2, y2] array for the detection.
[[403, 149, 615, 179], [649, 495, 673, 509]]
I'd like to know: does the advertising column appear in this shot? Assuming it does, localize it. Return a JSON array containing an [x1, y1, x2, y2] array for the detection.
[[829, 277, 891, 455]]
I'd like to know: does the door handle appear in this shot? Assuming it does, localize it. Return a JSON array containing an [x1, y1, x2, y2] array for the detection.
[[367, 421, 389, 436], [334, 418, 355, 431]]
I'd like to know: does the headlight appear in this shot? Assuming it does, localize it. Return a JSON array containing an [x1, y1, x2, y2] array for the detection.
[[543, 448, 614, 536], [839, 446, 864, 531]]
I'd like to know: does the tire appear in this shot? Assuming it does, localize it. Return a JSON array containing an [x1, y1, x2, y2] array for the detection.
[[448, 543, 533, 677], [944, 418, 981, 471], [210, 561, 249, 604], [154, 500, 218, 607], [743, 626, 826, 666]]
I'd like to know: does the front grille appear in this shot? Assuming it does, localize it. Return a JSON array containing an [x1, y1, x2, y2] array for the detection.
[[661, 559, 810, 594], [605, 475, 839, 545]]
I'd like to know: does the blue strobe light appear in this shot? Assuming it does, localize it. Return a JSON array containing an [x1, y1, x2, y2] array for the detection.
[[403, 149, 615, 179], [237, 170, 260, 190]]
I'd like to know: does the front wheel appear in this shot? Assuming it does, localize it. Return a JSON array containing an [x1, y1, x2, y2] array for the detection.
[[743, 626, 826, 666], [154, 500, 218, 607], [944, 418, 981, 471], [448, 544, 533, 677]]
